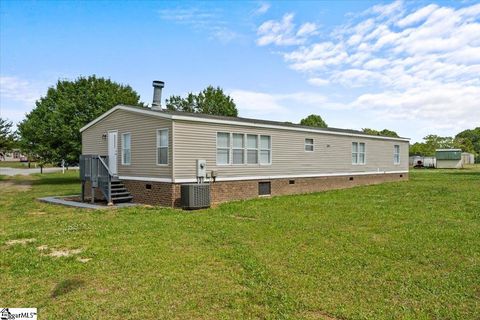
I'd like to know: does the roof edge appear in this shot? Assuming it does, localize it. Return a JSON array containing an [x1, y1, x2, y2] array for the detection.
[[79, 105, 173, 132], [80, 105, 410, 142]]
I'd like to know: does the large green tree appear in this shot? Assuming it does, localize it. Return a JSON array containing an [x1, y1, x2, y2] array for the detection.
[[409, 135, 455, 156], [166, 86, 237, 117], [18, 75, 144, 164], [455, 127, 480, 154], [0, 118, 16, 155], [299, 114, 328, 128], [362, 128, 399, 137]]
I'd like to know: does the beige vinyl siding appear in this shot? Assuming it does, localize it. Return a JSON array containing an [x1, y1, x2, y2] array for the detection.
[[81, 109, 172, 178], [173, 119, 409, 180]]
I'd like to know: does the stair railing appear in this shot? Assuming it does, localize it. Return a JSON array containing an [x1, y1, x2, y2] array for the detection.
[[80, 154, 113, 205]]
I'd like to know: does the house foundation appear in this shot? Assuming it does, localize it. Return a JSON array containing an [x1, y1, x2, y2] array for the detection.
[[84, 172, 408, 208]]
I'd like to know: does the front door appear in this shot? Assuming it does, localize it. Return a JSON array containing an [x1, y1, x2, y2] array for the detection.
[[108, 131, 118, 175]]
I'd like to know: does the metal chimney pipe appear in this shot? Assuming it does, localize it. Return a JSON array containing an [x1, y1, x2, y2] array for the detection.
[[152, 80, 165, 110]]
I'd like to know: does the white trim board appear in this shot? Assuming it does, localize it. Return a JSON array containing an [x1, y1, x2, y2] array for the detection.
[[118, 176, 173, 183], [118, 170, 408, 184], [80, 105, 410, 142]]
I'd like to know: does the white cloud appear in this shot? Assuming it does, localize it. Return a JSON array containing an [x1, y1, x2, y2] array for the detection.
[[229, 89, 331, 121], [158, 7, 240, 43], [0, 76, 41, 105], [396, 4, 438, 27], [350, 83, 480, 132], [0, 76, 49, 125], [308, 77, 329, 86], [257, 1, 480, 134], [257, 13, 317, 46], [253, 2, 270, 15], [296, 22, 318, 37]]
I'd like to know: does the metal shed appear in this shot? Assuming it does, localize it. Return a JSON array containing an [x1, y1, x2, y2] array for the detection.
[[435, 149, 463, 169]]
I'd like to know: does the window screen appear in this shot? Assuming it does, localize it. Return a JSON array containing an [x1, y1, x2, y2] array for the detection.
[[122, 133, 131, 165], [394, 145, 400, 164], [247, 134, 258, 164], [232, 133, 244, 164], [259, 135, 271, 164], [217, 132, 230, 165], [157, 129, 168, 165], [305, 138, 314, 151]]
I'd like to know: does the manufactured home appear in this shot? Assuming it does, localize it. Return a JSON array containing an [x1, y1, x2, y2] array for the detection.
[[0, 149, 26, 162], [80, 82, 409, 207]]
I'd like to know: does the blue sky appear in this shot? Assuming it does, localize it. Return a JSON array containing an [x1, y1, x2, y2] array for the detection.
[[1, 0, 479, 142]]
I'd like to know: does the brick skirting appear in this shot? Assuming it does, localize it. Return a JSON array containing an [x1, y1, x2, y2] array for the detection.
[[92, 172, 407, 208], [203, 172, 408, 205]]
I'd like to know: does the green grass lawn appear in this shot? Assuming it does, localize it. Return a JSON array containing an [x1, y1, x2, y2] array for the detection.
[[0, 161, 31, 168], [0, 161, 56, 168], [1, 167, 479, 319]]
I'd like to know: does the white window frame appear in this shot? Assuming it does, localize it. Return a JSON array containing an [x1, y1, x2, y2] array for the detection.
[[305, 138, 314, 152], [216, 132, 272, 166], [394, 145, 400, 165], [216, 132, 231, 165], [156, 129, 169, 166], [246, 134, 259, 165], [121, 132, 131, 165], [352, 142, 366, 165], [259, 135, 272, 165], [232, 133, 245, 165]]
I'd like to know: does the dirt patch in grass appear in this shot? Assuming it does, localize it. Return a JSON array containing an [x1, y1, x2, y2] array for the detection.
[[48, 248, 83, 257], [0, 180, 32, 191], [36, 245, 83, 258], [77, 257, 91, 263], [28, 210, 47, 215], [5, 238, 36, 246]]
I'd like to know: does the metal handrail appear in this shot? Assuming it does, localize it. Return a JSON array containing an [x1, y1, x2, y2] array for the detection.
[[80, 154, 113, 204], [97, 156, 112, 204]]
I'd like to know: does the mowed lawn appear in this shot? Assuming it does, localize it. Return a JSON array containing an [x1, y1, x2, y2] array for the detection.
[[1, 167, 479, 319]]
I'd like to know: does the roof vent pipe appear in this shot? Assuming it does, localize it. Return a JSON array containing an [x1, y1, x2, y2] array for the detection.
[[152, 80, 164, 110]]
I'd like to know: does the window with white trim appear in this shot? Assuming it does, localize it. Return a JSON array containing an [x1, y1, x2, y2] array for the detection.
[[232, 133, 244, 164], [259, 135, 271, 164], [352, 142, 366, 165], [394, 145, 400, 164], [217, 132, 230, 165], [247, 134, 258, 164], [121, 133, 131, 165], [305, 138, 314, 151], [157, 129, 169, 165]]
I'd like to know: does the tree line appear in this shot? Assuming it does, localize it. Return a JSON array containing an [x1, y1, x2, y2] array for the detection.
[[410, 130, 480, 159], [0, 76, 478, 165]]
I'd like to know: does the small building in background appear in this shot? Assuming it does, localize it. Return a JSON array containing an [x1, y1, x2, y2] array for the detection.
[[0, 149, 26, 162], [409, 155, 436, 168], [435, 149, 463, 169], [461, 152, 475, 165]]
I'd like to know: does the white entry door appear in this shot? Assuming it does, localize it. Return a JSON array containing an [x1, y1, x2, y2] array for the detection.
[[108, 131, 118, 175]]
